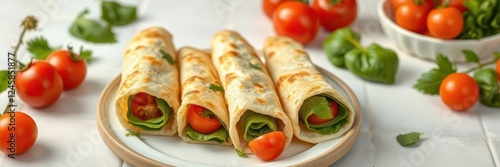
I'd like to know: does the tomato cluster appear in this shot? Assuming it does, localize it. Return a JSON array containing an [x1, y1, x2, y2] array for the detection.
[[393, 0, 465, 39], [17, 49, 87, 108], [263, 0, 357, 45]]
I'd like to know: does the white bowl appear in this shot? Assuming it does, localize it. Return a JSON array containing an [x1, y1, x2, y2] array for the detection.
[[377, 0, 500, 62]]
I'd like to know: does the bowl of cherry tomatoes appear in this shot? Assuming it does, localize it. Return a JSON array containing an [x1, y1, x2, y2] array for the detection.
[[377, 0, 500, 62]]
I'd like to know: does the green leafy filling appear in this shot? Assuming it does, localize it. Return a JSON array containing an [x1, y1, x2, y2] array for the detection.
[[299, 95, 349, 135], [127, 94, 172, 130], [240, 111, 277, 142]]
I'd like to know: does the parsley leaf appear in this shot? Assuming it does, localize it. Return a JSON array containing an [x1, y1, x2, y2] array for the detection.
[[413, 54, 456, 95], [249, 62, 261, 70], [27, 36, 57, 60], [208, 83, 224, 92], [69, 8, 117, 43], [0, 70, 8, 94], [101, 1, 137, 26], [463, 50, 479, 64], [397, 132, 422, 147], [160, 50, 175, 65], [125, 131, 141, 137]]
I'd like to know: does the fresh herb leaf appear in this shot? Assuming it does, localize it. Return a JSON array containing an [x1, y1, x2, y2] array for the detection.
[[27, 36, 57, 60], [101, 1, 137, 26], [414, 54, 456, 95], [473, 68, 500, 107], [463, 50, 480, 64], [301, 96, 333, 119], [236, 149, 247, 157], [208, 83, 224, 92], [249, 62, 261, 70], [125, 131, 141, 137], [0, 70, 8, 93], [160, 50, 175, 65], [397, 132, 422, 147], [69, 9, 117, 43], [79, 47, 93, 63]]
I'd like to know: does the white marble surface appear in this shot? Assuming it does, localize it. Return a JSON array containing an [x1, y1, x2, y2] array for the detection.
[[0, 0, 499, 166]]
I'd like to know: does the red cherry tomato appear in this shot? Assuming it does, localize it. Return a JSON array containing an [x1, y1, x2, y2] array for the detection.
[[248, 131, 286, 161], [187, 104, 222, 134], [439, 0, 467, 13], [15, 61, 63, 108], [439, 73, 479, 111], [130, 92, 163, 120], [0, 112, 38, 155], [262, 0, 293, 19], [392, 0, 435, 9], [45, 50, 87, 90], [395, 1, 431, 33], [273, 1, 320, 45], [312, 0, 357, 32], [427, 7, 463, 39], [307, 99, 339, 124]]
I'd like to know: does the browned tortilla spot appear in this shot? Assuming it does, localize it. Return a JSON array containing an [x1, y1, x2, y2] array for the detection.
[[257, 89, 265, 93], [256, 98, 266, 104], [183, 76, 204, 88], [295, 49, 305, 55], [297, 63, 303, 67], [267, 51, 275, 59], [144, 56, 162, 66], [206, 102, 216, 110], [229, 43, 237, 49], [307, 86, 321, 94], [143, 77, 150, 83], [133, 45, 146, 51], [219, 51, 239, 64], [276, 71, 310, 89], [252, 82, 264, 89], [184, 90, 201, 97], [225, 73, 237, 85], [287, 94, 291, 100], [124, 49, 131, 56]]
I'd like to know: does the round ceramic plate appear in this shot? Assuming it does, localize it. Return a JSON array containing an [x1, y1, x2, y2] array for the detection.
[[96, 66, 362, 167]]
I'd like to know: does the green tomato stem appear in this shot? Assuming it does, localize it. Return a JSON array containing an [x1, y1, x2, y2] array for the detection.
[[462, 52, 500, 74]]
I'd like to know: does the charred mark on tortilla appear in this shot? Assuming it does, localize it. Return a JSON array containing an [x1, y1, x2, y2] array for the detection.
[[184, 90, 201, 97], [267, 51, 275, 59], [143, 56, 162, 66], [255, 98, 266, 104], [276, 71, 311, 88], [218, 50, 239, 63], [225, 73, 237, 85]]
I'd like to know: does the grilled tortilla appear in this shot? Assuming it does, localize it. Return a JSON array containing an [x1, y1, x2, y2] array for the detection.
[[263, 36, 355, 143], [177, 46, 231, 145], [211, 30, 293, 153], [115, 27, 180, 136]]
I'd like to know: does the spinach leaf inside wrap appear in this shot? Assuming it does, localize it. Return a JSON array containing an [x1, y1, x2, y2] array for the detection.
[[299, 95, 349, 135], [127, 94, 172, 130], [240, 111, 277, 142]]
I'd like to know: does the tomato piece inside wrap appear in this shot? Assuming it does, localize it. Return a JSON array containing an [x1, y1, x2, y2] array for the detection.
[[240, 111, 278, 142], [185, 104, 228, 143], [299, 95, 349, 135], [127, 92, 172, 130]]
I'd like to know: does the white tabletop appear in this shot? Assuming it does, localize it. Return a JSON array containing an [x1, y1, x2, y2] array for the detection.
[[0, 0, 499, 166]]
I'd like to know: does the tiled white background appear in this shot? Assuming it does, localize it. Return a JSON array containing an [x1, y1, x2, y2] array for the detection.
[[0, 0, 499, 166]]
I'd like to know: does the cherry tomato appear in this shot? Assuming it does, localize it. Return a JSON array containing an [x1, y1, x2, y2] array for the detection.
[[187, 104, 221, 134], [439, 0, 467, 13], [496, 59, 500, 80], [131, 92, 163, 120], [15, 61, 63, 108], [0, 112, 38, 155], [248, 131, 286, 161], [427, 7, 463, 39], [392, 0, 435, 10], [439, 73, 479, 111], [307, 99, 339, 124], [262, 0, 293, 19], [395, 1, 431, 33], [312, 0, 357, 32], [273, 1, 319, 45], [46, 50, 87, 90]]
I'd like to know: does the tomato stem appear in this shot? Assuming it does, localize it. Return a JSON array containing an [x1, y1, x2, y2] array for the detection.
[[413, 0, 423, 5], [462, 52, 500, 74]]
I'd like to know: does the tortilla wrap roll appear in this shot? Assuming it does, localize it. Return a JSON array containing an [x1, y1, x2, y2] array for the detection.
[[177, 46, 232, 145], [115, 27, 180, 136], [263, 36, 355, 143], [211, 30, 293, 153]]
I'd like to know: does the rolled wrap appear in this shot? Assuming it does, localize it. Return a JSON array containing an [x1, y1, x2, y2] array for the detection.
[[177, 46, 231, 145], [263, 36, 355, 143], [211, 30, 293, 152], [115, 27, 180, 136]]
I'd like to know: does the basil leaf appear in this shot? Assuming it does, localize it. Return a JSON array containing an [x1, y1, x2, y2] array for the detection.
[[249, 62, 261, 70], [208, 83, 224, 92], [125, 131, 141, 137], [473, 68, 500, 107], [160, 50, 175, 65], [323, 28, 361, 68], [397, 132, 422, 147], [101, 1, 137, 26], [344, 43, 399, 84], [69, 9, 116, 43], [127, 95, 172, 130], [240, 111, 277, 142], [414, 54, 456, 95], [463, 50, 480, 64], [27, 36, 57, 60], [0, 70, 8, 93], [300, 96, 332, 119], [185, 125, 228, 144], [299, 95, 349, 135]]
